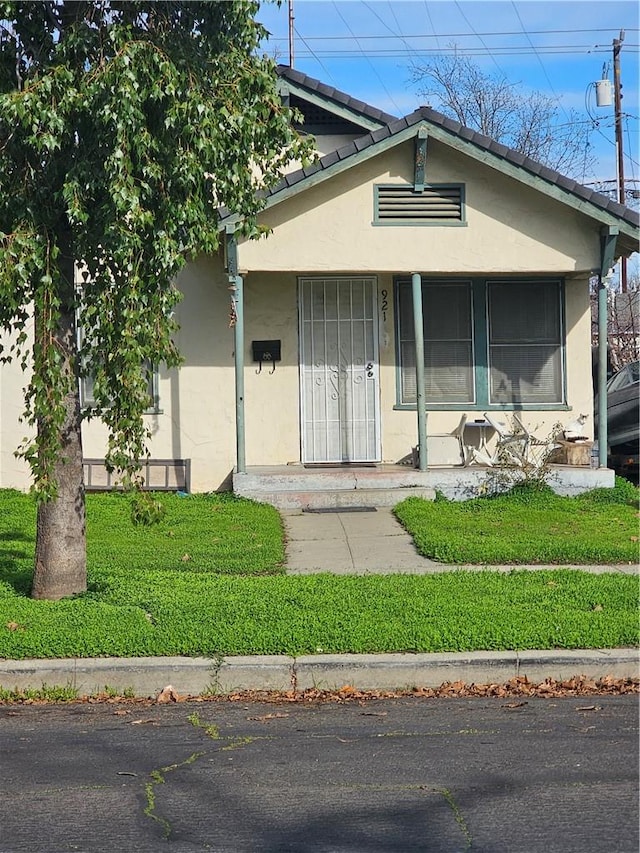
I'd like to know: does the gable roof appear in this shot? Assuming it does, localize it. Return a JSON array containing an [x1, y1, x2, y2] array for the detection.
[[222, 102, 638, 256], [276, 65, 396, 131]]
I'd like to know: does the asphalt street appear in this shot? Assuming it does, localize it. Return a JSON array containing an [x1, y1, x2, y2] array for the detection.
[[0, 694, 637, 852]]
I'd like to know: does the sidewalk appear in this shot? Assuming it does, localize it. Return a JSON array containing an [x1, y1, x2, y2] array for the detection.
[[282, 506, 638, 575]]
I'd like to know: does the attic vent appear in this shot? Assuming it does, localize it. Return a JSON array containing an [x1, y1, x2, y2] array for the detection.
[[289, 95, 364, 134], [375, 184, 464, 224]]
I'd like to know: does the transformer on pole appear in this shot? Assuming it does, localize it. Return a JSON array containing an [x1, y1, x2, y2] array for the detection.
[[593, 30, 627, 291]]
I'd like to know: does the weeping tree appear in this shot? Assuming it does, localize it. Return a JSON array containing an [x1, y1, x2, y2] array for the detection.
[[411, 50, 595, 179], [0, 1, 312, 600]]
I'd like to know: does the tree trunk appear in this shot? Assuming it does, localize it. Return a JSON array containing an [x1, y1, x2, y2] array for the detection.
[[31, 243, 87, 600]]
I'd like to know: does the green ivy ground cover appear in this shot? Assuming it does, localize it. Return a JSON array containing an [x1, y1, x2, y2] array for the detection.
[[0, 569, 637, 659], [394, 480, 640, 565], [0, 488, 638, 659]]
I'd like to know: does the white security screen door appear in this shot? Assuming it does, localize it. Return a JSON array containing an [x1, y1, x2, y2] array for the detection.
[[299, 277, 381, 463]]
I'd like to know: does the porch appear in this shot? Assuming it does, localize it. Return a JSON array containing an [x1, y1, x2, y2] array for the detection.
[[232, 463, 614, 510]]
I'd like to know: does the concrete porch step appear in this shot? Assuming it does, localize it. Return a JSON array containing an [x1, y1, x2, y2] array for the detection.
[[234, 486, 436, 510], [232, 463, 615, 509], [233, 466, 437, 509]]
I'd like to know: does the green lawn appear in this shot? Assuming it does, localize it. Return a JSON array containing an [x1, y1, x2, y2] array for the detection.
[[394, 480, 640, 565], [0, 486, 637, 660], [1, 490, 286, 597]]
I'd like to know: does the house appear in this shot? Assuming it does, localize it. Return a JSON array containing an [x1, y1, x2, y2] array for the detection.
[[1, 66, 638, 503]]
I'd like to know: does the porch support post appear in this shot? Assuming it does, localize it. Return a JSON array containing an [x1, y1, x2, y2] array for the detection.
[[412, 272, 427, 470], [598, 227, 618, 467], [233, 274, 246, 474], [597, 278, 608, 467], [226, 228, 246, 474]]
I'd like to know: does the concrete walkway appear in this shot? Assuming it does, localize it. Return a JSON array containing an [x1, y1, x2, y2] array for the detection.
[[282, 506, 638, 575]]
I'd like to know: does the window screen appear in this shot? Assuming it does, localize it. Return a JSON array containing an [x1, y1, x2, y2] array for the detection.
[[488, 281, 563, 404], [398, 281, 474, 404]]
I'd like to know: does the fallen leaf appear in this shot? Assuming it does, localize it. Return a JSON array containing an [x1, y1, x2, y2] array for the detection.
[[130, 719, 157, 725], [575, 705, 601, 712], [181, 553, 191, 562], [502, 701, 528, 709], [5, 621, 24, 631], [157, 684, 182, 703], [113, 709, 130, 717], [591, 604, 604, 612]]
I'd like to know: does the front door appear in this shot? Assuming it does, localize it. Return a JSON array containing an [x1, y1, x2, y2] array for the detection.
[[299, 277, 381, 463]]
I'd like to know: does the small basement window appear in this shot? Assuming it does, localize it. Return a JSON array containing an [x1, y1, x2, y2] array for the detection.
[[374, 184, 465, 225]]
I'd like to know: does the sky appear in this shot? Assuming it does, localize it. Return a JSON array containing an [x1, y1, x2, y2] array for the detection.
[[256, 0, 640, 197]]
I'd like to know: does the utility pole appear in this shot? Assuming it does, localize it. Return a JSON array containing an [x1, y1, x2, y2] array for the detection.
[[613, 29, 627, 291], [288, 0, 295, 68]]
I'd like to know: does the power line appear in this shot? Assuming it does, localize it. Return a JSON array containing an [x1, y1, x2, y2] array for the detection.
[[289, 46, 633, 59], [292, 29, 338, 87], [510, 2, 572, 126], [267, 27, 640, 43], [361, 0, 421, 74], [423, 2, 441, 52], [330, 1, 403, 114]]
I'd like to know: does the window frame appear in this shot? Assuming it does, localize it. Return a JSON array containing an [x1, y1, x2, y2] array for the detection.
[[393, 276, 568, 411]]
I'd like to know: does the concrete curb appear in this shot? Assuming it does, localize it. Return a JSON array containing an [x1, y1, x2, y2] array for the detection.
[[1, 649, 637, 698]]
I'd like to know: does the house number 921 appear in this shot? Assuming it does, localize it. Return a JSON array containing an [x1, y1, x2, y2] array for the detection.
[[380, 289, 388, 322]]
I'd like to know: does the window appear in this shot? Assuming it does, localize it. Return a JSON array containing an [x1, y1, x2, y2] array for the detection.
[[488, 281, 563, 404], [396, 277, 565, 408], [398, 281, 475, 403], [79, 361, 159, 411], [374, 184, 465, 225], [76, 303, 160, 413]]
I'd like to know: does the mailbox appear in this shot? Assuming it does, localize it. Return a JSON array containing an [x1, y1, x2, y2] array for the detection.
[[252, 340, 281, 373]]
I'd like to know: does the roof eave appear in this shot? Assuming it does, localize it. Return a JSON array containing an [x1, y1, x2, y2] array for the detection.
[[276, 65, 396, 131]]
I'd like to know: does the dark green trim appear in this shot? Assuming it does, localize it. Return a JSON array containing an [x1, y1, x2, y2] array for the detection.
[[372, 221, 468, 228], [597, 279, 608, 465], [422, 122, 638, 242], [473, 278, 487, 405], [393, 404, 572, 412], [600, 225, 619, 277], [414, 131, 427, 191], [278, 82, 290, 108], [225, 229, 238, 279]]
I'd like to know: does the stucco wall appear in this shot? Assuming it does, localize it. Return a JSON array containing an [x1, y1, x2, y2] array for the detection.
[[0, 325, 34, 489], [237, 139, 600, 275]]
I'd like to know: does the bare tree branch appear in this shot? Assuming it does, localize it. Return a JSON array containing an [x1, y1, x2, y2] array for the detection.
[[411, 49, 596, 180]]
